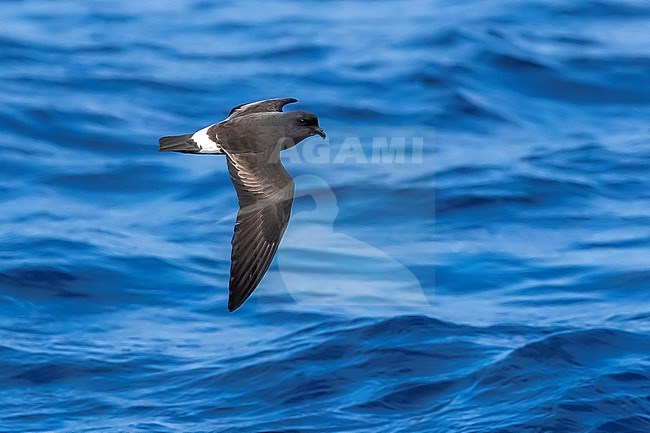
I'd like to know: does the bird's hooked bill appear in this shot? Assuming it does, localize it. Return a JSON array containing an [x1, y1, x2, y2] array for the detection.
[[313, 127, 326, 139]]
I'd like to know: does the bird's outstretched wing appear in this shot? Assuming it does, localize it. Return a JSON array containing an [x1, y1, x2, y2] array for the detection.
[[225, 152, 294, 311], [227, 97, 298, 119]]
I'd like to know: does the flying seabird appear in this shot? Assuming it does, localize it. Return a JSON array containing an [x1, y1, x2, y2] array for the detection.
[[158, 98, 326, 312]]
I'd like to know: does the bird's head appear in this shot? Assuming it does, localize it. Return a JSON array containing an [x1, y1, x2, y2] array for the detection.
[[282, 111, 326, 149]]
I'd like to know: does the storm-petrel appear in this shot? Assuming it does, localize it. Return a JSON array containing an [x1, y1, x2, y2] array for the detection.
[[158, 98, 326, 311]]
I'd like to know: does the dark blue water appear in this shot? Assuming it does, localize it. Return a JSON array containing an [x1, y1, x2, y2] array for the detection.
[[2, 1, 650, 431]]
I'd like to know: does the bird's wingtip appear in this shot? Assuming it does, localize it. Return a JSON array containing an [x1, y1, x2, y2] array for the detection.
[[227, 297, 241, 312]]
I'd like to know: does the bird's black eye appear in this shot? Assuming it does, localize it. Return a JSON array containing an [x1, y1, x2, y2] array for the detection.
[[300, 117, 317, 126]]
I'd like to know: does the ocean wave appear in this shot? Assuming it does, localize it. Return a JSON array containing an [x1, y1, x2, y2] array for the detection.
[[1, 0, 649, 431]]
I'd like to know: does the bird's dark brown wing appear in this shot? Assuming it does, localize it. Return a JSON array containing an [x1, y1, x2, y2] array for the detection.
[[227, 97, 298, 119], [225, 152, 294, 312]]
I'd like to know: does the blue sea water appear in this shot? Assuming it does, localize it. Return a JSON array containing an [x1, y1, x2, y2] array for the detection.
[[1, 0, 650, 431]]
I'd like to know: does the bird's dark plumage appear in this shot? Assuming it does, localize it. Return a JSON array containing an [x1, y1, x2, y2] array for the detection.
[[158, 98, 325, 311]]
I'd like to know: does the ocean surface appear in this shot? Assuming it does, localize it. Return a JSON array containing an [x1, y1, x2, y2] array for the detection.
[[1, 1, 649, 432]]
